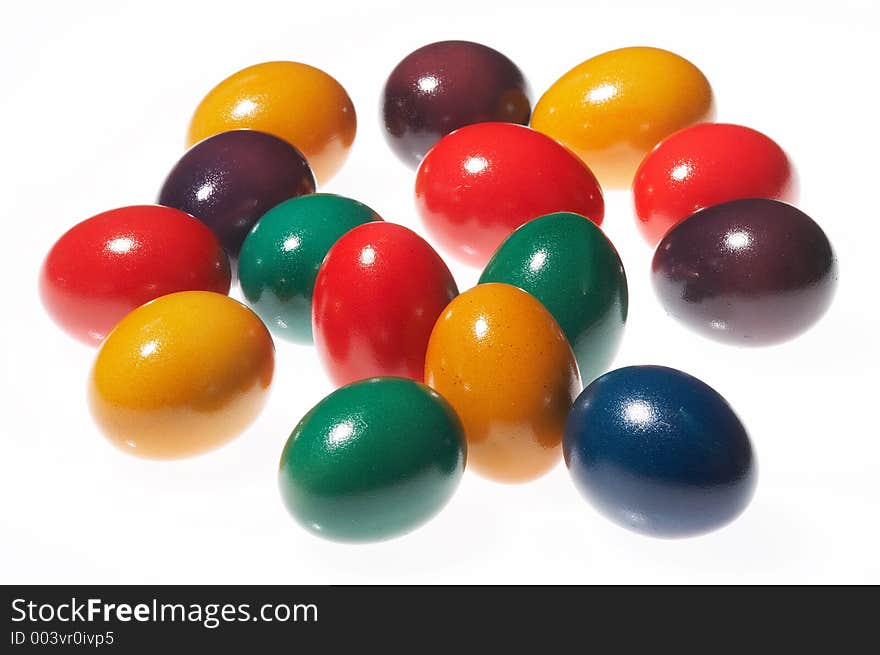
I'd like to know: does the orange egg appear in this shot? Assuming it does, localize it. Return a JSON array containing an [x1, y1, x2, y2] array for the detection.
[[531, 46, 714, 188], [186, 61, 356, 184], [88, 291, 274, 459], [424, 283, 580, 483]]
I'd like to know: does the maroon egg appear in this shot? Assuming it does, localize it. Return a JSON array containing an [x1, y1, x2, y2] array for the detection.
[[158, 130, 315, 264], [652, 198, 837, 345], [382, 40, 531, 166]]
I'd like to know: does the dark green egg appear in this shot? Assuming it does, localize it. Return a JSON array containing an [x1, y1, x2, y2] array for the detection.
[[479, 212, 628, 383], [238, 193, 381, 343], [278, 377, 466, 543]]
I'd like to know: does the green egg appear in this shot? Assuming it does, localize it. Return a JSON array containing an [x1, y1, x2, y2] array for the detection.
[[479, 212, 628, 383], [278, 377, 466, 543], [238, 193, 381, 343]]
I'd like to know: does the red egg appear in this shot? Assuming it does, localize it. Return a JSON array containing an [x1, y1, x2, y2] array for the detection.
[[312, 222, 458, 386], [415, 122, 604, 267], [40, 205, 231, 345], [633, 123, 796, 245]]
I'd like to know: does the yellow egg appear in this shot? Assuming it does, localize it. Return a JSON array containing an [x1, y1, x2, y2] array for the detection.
[[531, 46, 714, 188], [424, 283, 580, 483], [187, 61, 357, 185], [88, 291, 274, 459]]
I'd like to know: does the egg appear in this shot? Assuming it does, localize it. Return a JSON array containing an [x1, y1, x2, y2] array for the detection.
[[238, 193, 382, 344], [480, 212, 627, 383], [40, 205, 230, 345], [652, 198, 837, 345], [313, 222, 458, 386], [158, 130, 315, 264], [531, 46, 714, 188], [415, 122, 604, 267], [186, 61, 356, 184], [424, 283, 580, 483], [564, 365, 756, 538], [633, 123, 796, 246], [382, 40, 531, 166], [278, 377, 465, 542], [88, 291, 274, 459]]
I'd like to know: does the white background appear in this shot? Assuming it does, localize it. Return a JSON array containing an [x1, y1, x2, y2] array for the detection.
[[1, 0, 878, 584]]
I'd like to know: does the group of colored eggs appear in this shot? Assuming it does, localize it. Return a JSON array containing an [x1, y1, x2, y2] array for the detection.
[[39, 41, 837, 542]]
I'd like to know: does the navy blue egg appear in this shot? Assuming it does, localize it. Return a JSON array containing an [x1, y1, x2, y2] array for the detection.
[[563, 365, 756, 538]]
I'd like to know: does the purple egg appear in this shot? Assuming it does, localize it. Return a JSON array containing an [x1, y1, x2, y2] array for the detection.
[[382, 40, 531, 167], [158, 130, 315, 263], [652, 198, 837, 345]]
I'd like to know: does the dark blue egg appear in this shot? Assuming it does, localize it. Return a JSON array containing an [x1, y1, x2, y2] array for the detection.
[[563, 365, 756, 538]]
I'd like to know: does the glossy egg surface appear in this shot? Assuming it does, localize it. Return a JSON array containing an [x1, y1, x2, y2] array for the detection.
[[238, 193, 381, 343], [158, 130, 315, 263], [415, 122, 604, 267], [480, 211, 627, 383], [40, 205, 231, 345], [382, 40, 531, 166], [186, 61, 356, 184], [279, 377, 466, 542], [424, 282, 580, 483], [652, 198, 836, 345], [532, 46, 714, 188], [564, 365, 756, 537], [313, 221, 458, 386], [634, 123, 795, 245], [88, 291, 274, 459]]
